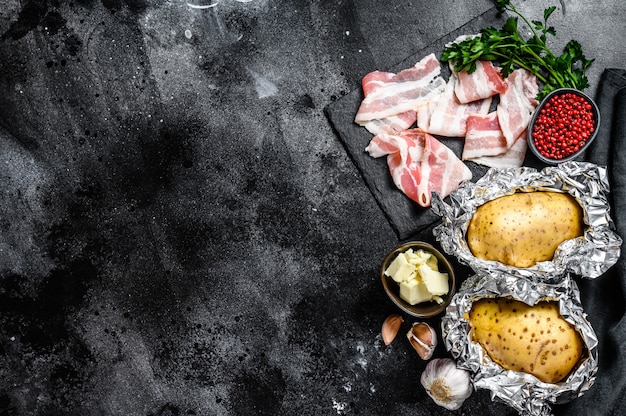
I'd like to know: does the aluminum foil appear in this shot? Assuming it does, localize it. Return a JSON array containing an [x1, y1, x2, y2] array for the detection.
[[431, 161, 622, 281], [442, 272, 598, 416]]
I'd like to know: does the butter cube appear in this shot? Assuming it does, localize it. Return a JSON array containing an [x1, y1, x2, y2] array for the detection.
[[418, 264, 449, 296], [432, 295, 444, 304], [405, 249, 421, 264], [385, 253, 416, 283], [406, 248, 439, 268], [399, 279, 432, 305], [425, 253, 438, 270], [405, 249, 427, 265]]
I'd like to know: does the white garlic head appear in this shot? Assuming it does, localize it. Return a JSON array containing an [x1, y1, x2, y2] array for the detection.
[[420, 358, 473, 411]]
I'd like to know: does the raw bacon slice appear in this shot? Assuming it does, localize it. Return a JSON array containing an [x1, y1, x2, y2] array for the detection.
[[451, 60, 507, 104], [365, 129, 427, 203], [417, 76, 492, 137], [417, 134, 472, 207], [359, 70, 417, 135], [365, 129, 471, 207], [387, 150, 422, 204], [462, 112, 508, 160], [365, 129, 426, 159], [361, 70, 396, 96], [416, 99, 438, 134], [497, 68, 539, 147], [469, 132, 528, 169], [354, 54, 446, 124], [361, 110, 416, 136], [445, 35, 506, 103]]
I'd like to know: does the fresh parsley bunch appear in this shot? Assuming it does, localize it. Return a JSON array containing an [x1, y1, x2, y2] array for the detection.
[[441, 0, 594, 100]]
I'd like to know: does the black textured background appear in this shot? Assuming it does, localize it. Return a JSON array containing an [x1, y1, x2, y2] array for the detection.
[[1, 1, 625, 415]]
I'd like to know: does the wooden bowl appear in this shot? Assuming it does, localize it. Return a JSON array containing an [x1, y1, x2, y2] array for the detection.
[[380, 241, 456, 318]]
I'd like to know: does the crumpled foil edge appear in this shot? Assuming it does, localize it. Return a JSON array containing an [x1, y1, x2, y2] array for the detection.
[[431, 161, 622, 281], [442, 272, 598, 416]]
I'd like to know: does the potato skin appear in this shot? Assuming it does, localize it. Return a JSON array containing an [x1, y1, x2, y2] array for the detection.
[[467, 191, 584, 268], [468, 298, 584, 384]]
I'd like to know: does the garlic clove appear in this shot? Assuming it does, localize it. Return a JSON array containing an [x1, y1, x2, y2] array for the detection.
[[406, 322, 437, 360], [381, 314, 403, 345], [420, 357, 473, 411]]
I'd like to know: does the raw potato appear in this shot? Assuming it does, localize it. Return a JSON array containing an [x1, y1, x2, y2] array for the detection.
[[467, 191, 584, 268], [468, 298, 584, 384]]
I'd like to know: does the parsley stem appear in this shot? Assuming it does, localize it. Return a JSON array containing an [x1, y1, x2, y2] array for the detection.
[[500, 3, 566, 84], [504, 3, 542, 47], [488, 51, 549, 85]]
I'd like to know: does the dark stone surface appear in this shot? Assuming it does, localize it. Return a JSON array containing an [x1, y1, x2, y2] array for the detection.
[[1, 1, 625, 415]]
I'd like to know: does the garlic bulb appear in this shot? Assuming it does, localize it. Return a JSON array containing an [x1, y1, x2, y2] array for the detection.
[[420, 358, 473, 410]]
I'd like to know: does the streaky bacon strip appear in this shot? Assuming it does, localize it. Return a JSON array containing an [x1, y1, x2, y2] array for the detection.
[[361, 71, 396, 96], [365, 129, 426, 159], [418, 134, 473, 207], [451, 60, 507, 103], [469, 132, 528, 168], [497, 68, 539, 147], [365, 129, 471, 207], [417, 76, 492, 137], [445, 35, 506, 103], [354, 53, 446, 124], [387, 150, 422, 204], [360, 70, 417, 135], [462, 112, 508, 160], [365, 129, 426, 203], [362, 110, 416, 136]]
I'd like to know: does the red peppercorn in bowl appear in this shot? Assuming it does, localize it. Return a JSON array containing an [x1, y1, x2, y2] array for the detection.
[[527, 88, 600, 164]]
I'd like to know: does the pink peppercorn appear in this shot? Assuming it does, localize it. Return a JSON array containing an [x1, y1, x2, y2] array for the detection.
[[531, 92, 596, 160]]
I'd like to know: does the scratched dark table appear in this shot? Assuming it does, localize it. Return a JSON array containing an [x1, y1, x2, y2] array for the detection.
[[1, 1, 626, 415]]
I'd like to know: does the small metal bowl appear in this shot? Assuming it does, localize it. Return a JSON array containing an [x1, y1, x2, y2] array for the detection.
[[380, 241, 456, 318], [527, 88, 600, 165]]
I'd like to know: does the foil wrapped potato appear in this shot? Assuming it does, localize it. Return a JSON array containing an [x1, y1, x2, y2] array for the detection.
[[468, 297, 584, 384], [466, 191, 584, 268]]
